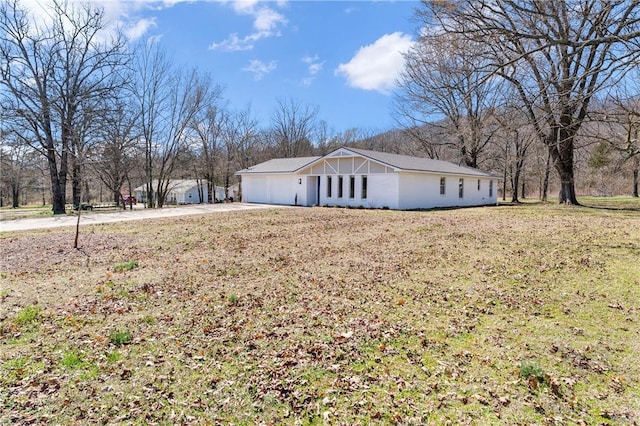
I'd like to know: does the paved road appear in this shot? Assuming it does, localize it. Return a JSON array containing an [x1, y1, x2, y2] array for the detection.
[[0, 203, 283, 232]]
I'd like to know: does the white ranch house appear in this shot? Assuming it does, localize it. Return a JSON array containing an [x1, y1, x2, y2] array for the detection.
[[235, 148, 499, 210]]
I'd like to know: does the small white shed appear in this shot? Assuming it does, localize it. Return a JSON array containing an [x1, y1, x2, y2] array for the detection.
[[235, 148, 500, 210]]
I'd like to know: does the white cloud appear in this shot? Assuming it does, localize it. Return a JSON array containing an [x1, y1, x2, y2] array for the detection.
[[303, 55, 324, 75], [335, 32, 414, 94], [253, 7, 287, 32], [123, 17, 157, 40], [230, 0, 260, 15], [210, 1, 287, 51], [16, 0, 168, 41], [209, 33, 258, 52], [299, 55, 324, 87], [243, 59, 277, 80]]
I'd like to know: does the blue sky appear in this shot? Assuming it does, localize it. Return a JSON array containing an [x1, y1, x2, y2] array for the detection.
[[26, 0, 419, 134]]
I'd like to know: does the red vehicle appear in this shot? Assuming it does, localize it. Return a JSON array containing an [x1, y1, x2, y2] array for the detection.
[[123, 195, 137, 205]]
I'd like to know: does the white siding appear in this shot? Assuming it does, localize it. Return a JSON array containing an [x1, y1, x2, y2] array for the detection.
[[318, 173, 398, 209], [398, 173, 440, 210], [179, 187, 207, 204], [239, 153, 498, 210], [398, 172, 497, 209], [241, 175, 304, 206]]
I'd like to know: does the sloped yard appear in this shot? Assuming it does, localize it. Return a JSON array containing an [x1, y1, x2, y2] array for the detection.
[[1, 201, 639, 424]]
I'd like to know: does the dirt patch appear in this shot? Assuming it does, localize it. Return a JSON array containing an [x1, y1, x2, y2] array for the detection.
[[1, 232, 136, 274]]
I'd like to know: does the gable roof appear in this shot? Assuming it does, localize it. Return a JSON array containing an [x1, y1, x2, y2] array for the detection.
[[236, 148, 498, 178], [236, 156, 320, 174], [343, 148, 494, 177]]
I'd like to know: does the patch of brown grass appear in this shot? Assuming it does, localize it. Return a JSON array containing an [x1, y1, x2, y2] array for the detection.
[[1, 204, 639, 424]]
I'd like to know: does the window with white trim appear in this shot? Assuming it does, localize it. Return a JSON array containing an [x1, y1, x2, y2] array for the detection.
[[349, 176, 355, 198], [459, 178, 464, 198], [362, 176, 367, 199], [440, 177, 446, 195]]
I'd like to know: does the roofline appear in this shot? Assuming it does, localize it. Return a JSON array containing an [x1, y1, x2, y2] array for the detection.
[[398, 169, 503, 179], [235, 156, 320, 175], [337, 147, 398, 170], [235, 170, 307, 175], [323, 147, 500, 178], [235, 148, 502, 179]]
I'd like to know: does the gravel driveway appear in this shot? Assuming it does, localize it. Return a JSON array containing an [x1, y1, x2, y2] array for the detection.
[[0, 203, 283, 232]]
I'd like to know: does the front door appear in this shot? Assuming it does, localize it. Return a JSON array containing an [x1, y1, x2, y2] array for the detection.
[[306, 176, 319, 206]]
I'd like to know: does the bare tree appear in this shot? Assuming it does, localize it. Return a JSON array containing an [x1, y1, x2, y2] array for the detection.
[[1, 0, 128, 214], [1, 1, 66, 214], [396, 31, 501, 168], [419, 1, 640, 204], [133, 39, 168, 208], [270, 97, 319, 158], [493, 100, 537, 202], [191, 102, 226, 203], [589, 94, 640, 197], [133, 40, 210, 208], [223, 106, 260, 198], [317, 127, 366, 154], [92, 97, 140, 207], [0, 134, 37, 208]]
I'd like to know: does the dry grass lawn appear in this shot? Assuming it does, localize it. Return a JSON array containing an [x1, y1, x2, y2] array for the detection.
[[1, 200, 639, 424]]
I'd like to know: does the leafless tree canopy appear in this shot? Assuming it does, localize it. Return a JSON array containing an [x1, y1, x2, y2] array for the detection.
[[396, 31, 501, 168], [270, 97, 319, 158], [3, 0, 639, 209], [1, 0, 129, 213], [410, 0, 640, 203]]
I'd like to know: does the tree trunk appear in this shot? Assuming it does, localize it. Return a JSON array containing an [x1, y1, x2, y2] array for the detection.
[[557, 166, 579, 205], [207, 178, 214, 203], [549, 127, 579, 205], [72, 160, 82, 208], [197, 178, 204, 203], [49, 150, 67, 214], [11, 183, 20, 208], [633, 156, 639, 198], [542, 151, 551, 202], [145, 140, 154, 208], [510, 164, 519, 203], [502, 158, 508, 201]]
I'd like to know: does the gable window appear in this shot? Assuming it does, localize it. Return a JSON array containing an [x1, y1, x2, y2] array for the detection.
[[349, 176, 355, 198], [327, 176, 332, 198], [459, 178, 464, 198], [362, 176, 367, 199], [440, 177, 446, 195], [477, 179, 481, 190], [489, 180, 493, 197], [338, 176, 343, 198]]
